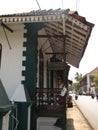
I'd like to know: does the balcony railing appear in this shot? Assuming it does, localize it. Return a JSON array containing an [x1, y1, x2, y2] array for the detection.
[[36, 88, 66, 117]]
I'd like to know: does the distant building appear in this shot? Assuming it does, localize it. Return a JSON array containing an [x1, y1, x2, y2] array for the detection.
[[79, 66, 98, 94]]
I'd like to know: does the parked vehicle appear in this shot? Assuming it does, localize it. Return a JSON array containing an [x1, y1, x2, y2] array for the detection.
[[67, 95, 73, 108], [75, 95, 78, 100]]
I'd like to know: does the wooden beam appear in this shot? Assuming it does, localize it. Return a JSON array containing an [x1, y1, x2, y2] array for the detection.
[[38, 34, 66, 38], [1, 22, 13, 33], [45, 52, 67, 55]]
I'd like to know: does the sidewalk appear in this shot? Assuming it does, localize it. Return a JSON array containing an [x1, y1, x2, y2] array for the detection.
[[66, 100, 93, 130]]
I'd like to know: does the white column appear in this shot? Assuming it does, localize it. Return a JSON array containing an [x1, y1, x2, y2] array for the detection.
[[44, 55, 47, 88], [87, 74, 90, 93], [2, 111, 10, 130]]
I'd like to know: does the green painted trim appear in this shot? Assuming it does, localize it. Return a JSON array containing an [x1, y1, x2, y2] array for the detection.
[[0, 80, 13, 119], [0, 105, 13, 113], [22, 23, 44, 100], [17, 102, 28, 130], [0, 118, 2, 130], [0, 80, 11, 106], [21, 23, 44, 130]]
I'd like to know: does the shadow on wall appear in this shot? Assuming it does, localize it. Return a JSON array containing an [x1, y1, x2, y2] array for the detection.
[[67, 118, 75, 130]]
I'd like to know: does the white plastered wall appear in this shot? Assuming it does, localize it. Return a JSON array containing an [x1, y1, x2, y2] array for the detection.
[[0, 23, 26, 99]]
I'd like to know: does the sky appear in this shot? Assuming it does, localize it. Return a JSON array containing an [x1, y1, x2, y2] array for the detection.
[[0, 0, 98, 81]]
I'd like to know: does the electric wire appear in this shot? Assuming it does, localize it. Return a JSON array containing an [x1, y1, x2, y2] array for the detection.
[[2, 26, 12, 49], [76, 0, 80, 11], [36, 0, 41, 10], [61, 0, 63, 9], [11, 115, 19, 130]]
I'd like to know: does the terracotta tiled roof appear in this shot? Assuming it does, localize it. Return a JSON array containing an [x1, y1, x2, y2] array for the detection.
[[88, 66, 98, 75], [0, 9, 94, 68]]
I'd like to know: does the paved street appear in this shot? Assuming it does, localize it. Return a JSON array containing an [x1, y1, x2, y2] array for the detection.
[[67, 100, 92, 130], [74, 95, 98, 130]]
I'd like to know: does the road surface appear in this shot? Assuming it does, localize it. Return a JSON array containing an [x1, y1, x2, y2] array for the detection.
[[74, 95, 98, 130]]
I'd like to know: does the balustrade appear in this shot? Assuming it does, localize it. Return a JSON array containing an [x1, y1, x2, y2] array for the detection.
[[36, 88, 66, 116]]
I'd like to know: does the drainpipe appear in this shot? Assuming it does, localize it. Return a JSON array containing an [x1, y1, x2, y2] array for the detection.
[[27, 105, 32, 130]]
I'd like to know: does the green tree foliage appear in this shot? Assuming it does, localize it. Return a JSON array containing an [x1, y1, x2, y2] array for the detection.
[[74, 72, 82, 82], [74, 72, 82, 91], [73, 82, 79, 91]]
